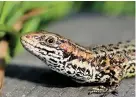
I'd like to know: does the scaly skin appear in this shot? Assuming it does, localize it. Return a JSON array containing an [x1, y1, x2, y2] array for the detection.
[[20, 30, 135, 96]]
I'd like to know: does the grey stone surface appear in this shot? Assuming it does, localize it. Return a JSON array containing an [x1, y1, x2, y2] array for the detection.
[[3, 14, 135, 97]]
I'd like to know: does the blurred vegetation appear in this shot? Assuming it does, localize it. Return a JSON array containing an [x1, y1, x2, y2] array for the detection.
[[0, 1, 135, 66], [92, 1, 135, 16]]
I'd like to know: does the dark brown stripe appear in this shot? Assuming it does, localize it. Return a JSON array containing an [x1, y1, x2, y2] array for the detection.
[[0, 58, 6, 67]]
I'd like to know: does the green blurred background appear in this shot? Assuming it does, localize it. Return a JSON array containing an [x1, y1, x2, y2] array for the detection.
[[0, 1, 135, 66]]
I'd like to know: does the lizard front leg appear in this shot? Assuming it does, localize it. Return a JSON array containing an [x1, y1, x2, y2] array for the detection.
[[88, 84, 119, 97], [88, 65, 123, 97]]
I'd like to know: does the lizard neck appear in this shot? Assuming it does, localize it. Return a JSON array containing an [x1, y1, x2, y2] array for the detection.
[[59, 39, 95, 61], [57, 40, 100, 83]]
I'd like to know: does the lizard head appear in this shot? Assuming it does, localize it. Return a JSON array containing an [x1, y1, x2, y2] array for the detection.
[[20, 30, 75, 69]]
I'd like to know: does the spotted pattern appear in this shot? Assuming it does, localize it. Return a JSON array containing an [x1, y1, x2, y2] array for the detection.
[[21, 31, 135, 94]]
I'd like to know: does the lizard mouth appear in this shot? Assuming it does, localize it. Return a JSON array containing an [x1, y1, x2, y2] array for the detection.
[[21, 38, 48, 57], [21, 39, 40, 55], [21, 40, 35, 52], [20, 35, 39, 51]]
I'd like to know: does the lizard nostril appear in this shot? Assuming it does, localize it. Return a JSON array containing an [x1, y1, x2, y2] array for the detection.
[[26, 35, 30, 38]]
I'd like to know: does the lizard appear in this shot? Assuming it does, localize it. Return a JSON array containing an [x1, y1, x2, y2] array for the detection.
[[20, 30, 135, 97]]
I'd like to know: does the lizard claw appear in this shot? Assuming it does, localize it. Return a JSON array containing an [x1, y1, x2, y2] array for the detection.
[[111, 90, 118, 96]]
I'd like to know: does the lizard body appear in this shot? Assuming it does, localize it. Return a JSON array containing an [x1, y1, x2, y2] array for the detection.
[[21, 31, 135, 96]]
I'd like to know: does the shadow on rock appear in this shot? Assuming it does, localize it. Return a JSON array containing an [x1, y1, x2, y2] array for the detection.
[[5, 64, 82, 88]]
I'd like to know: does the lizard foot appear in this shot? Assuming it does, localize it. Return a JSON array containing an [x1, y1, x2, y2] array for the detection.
[[88, 85, 118, 97]]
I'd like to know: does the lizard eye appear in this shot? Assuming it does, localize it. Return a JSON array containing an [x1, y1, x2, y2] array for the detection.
[[46, 36, 55, 44]]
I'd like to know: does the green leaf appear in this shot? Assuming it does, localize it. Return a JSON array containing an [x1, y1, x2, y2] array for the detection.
[[0, 31, 5, 38], [0, 1, 18, 24], [123, 1, 135, 15], [21, 17, 41, 33], [7, 10, 24, 26], [0, 1, 4, 15], [103, 1, 125, 16], [41, 2, 74, 20], [6, 1, 22, 26], [20, 1, 50, 12], [0, 24, 18, 36], [92, 2, 104, 12]]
